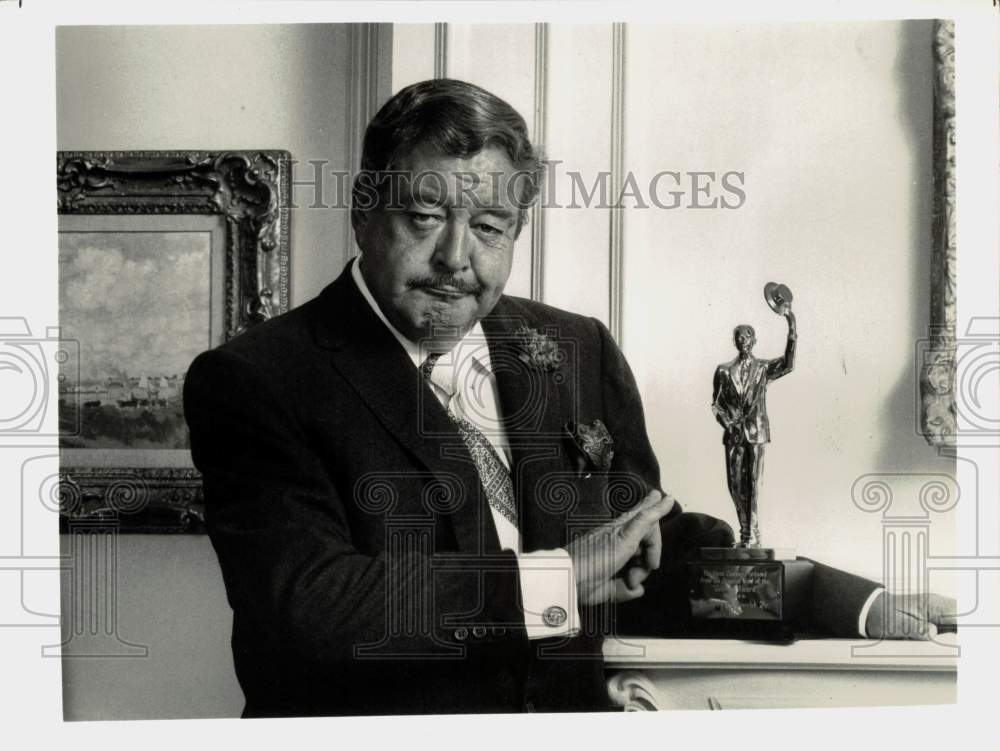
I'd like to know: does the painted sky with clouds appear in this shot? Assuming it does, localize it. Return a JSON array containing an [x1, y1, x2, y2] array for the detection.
[[59, 231, 211, 383]]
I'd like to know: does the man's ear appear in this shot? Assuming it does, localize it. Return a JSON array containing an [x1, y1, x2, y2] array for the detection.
[[351, 208, 366, 234], [351, 209, 371, 249]]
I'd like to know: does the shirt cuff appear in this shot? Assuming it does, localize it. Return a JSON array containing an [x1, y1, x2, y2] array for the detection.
[[858, 587, 886, 637], [516, 548, 580, 640]]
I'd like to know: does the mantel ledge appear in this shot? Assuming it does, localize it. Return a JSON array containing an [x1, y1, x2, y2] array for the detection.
[[603, 635, 958, 672]]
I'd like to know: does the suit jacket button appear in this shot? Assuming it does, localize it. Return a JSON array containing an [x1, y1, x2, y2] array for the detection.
[[492, 626, 507, 637], [472, 626, 487, 638], [454, 627, 469, 641]]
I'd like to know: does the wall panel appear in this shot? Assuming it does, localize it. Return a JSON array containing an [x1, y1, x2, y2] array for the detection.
[[542, 24, 614, 323]]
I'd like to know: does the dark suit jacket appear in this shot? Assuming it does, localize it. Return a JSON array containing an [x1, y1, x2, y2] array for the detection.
[[712, 334, 796, 445], [184, 263, 876, 717]]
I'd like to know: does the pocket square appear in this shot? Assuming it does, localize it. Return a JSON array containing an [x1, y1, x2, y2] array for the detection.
[[563, 419, 615, 475]]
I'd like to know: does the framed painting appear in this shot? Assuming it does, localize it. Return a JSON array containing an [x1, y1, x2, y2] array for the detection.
[[57, 150, 290, 532]]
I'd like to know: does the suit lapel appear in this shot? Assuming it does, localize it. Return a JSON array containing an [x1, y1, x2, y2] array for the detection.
[[481, 299, 567, 550], [480, 300, 564, 437], [308, 266, 500, 554]]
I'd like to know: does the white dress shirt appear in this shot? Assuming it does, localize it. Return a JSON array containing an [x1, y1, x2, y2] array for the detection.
[[858, 587, 885, 637], [351, 258, 579, 639]]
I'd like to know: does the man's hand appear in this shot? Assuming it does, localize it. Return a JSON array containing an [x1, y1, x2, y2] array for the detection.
[[865, 592, 958, 640], [566, 490, 675, 606]]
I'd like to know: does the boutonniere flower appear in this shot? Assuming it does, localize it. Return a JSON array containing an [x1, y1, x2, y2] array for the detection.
[[514, 326, 563, 372], [564, 419, 615, 477]]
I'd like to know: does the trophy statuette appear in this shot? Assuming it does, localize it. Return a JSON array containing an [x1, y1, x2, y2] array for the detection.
[[686, 282, 814, 638]]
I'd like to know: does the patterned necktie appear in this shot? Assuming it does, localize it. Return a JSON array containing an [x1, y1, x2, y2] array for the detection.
[[420, 353, 518, 528]]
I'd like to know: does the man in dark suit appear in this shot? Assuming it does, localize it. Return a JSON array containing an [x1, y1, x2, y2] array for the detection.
[[183, 78, 953, 717], [712, 310, 796, 547]]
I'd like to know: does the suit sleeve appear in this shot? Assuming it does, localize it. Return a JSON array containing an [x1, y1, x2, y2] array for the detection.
[[803, 558, 883, 637], [184, 346, 529, 666], [592, 317, 662, 498], [766, 315, 797, 380], [712, 367, 733, 431]]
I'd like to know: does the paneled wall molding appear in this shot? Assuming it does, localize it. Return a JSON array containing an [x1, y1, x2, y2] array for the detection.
[[608, 22, 627, 344], [530, 23, 549, 302], [434, 23, 449, 78], [346, 23, 394, 259]]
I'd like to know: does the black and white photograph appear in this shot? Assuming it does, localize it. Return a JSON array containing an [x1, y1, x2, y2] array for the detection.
[[0, 1, 997, 748]]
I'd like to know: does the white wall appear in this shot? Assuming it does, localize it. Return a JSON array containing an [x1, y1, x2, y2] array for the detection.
[[394, 21, 955, 582], [623, 22, 953, 577]]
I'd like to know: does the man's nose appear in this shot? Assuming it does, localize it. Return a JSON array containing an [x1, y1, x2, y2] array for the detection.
[[431, 219, 471, 272]]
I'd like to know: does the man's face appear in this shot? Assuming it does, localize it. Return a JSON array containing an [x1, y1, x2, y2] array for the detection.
[[734, 327, 755, 355], [354, 145, 523, 344]]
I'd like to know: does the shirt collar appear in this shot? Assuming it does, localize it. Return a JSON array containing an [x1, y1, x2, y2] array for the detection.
[[350, 256, 494, 375]]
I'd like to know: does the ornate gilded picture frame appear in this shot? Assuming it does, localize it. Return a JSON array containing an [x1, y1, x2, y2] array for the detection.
[[57, 150, 290, 532], [919, 20, 957, 447]]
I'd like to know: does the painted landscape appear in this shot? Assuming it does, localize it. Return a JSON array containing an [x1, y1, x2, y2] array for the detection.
[[58, 230, 212, 449]]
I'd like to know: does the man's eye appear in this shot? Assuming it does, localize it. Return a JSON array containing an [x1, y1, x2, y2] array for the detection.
[[473, 223, 504, 236], [409, 212, 443, 228]]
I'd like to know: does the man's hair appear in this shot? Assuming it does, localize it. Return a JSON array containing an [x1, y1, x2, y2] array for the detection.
[[734, 325, 756, 341], [351, 78, 543, 235]]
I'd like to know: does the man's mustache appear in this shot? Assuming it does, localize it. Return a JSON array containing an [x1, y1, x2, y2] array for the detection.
[[408, 275, 484, 296]]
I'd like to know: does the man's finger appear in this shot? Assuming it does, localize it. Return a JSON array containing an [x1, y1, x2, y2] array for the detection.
[[625, 564, 650, 591], [869, 607, 937, 641], [611, 578, 645, 603], [619, 494, 674, 548], [611, 490, 665, 527], [637, 520, 662, 572], [928, 593, 959, 629]]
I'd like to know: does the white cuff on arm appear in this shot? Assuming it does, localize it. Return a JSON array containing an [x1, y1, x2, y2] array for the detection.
[[516, 548, 581, 640], [858, 587, 886, 637]]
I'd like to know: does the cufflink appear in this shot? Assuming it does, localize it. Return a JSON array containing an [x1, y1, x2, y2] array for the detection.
[[542, 605, 568, 627]]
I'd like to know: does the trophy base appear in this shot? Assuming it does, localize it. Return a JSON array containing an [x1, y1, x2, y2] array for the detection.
[[687, 547, 814, 640]]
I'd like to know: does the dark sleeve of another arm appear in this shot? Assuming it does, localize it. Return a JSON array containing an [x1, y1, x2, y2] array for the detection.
[[802, 558, 882, 637]]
